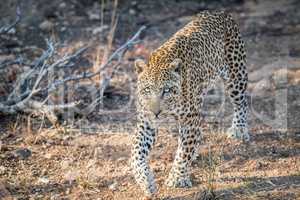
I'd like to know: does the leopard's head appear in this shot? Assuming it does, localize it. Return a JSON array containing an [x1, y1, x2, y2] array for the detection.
[[135, 58, 182, 119]]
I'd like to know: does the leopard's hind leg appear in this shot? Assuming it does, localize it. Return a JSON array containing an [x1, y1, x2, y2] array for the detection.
[[223, 20, 249, 141]]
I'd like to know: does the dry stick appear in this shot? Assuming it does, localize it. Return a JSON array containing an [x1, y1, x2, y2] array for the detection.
[[47, 25, 146, 92], [0, 41, 82, 120], [0, 26, 146, 123], [97, 0, 119, 106], [0, 0, 144, 121], [6, 39, 56, 104], [100, 0, 105, 28], [0, 6, 21, 35], [100, 0, 118, 68], [7, 42, 86, 106], [48, 25, 145, 110], [47, 25, 145, 117]]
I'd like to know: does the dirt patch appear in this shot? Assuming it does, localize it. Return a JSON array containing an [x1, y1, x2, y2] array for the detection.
[[1, 0, 300, 199]]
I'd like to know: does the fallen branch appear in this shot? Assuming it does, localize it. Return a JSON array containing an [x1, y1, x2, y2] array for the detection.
[[0, 6, 21, 35], [48, 25, 146, 90], [0, 25, 146, 124]]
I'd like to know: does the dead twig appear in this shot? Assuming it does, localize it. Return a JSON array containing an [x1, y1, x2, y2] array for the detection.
[[0, 6, 21, 35], [0, 25, 146, 124]]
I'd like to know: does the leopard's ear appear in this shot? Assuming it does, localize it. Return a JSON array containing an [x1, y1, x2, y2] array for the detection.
[[134, 59, 146, 74], [170, 58, 182, 74]]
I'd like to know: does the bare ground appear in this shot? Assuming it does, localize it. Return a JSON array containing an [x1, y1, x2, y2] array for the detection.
[[0, 0, 300, 200]]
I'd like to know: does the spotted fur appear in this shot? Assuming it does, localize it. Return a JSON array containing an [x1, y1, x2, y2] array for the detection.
[[131, 11, 249, 198]]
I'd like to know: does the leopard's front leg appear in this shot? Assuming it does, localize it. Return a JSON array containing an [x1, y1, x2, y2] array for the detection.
[[131, 114, 157, 198], [165, 116, 201, 188]]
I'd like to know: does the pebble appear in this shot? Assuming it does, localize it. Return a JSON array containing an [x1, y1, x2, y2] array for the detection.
[[256, 161, 263, 169], [272, 69, 289, 88], [7, 28, 16, 34], [251, 78, 272, 96], [0, 166, 6, 174], [108, 181, 118, 191], [59, 2, 66, 9], [143, 197, 153, 200], [14, 148, 32, 159], [131, 1, 137, 6], [50, 194, 60, 200], [64, 170, 79, 182], [39, 20, 54, 32], [92, 25, 109, 35], [41, 168, 48, 176], [61, 160, 71, 170], [44, 153, 53, 159], [38, 177, 50, 184], [129, 9, 136, 15], [88, 12, 100, 20]]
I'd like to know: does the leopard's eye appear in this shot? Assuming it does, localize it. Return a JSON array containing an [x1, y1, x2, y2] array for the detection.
[[163, 87, 170, 93], [143, 87, 151, 94], [162, 87, 171, 97]]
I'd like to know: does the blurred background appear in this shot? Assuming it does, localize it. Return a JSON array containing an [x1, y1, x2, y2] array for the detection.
[[0, 0, 299, 200]]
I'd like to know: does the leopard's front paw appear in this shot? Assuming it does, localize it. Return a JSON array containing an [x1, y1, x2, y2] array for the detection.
[[137, 171, 157, 198], [143, 182, 157, 198], [226, 126, 250, 141], [165, 173, 192, 188]]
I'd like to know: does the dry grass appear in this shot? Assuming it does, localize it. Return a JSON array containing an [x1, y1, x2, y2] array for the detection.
[[1, 1, 300, 200], [0, 118, 300, 200]]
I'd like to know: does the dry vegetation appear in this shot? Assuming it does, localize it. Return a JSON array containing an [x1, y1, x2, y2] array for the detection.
[[0, 0, 300, 200]]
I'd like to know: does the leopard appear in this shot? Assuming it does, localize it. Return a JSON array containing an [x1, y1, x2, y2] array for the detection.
[[131, 11, 249, 198]]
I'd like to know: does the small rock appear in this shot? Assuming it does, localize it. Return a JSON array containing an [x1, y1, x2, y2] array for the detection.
[[38, 177, 49, 184], [50, 194, 60, 200], [7, 28, 16, 34], [108, 181, 118, 191], [36, 194, 44, 199], [60, 27, 67, 32], [143, 197, 153, 200], [46, 139, 55, 146], [41, 168, 48, 176], [131, 1, 137, 6], [272, 69, 289, 88], [0, 166, 6, 174], [61, 160, 71, 170], [64, 170, 79, 182], [15, 137, 23, 143], [129, 9, 136, 15], [44, 153, 53, 159], [62, 135, 71, 141], [92, 25, 108, 35], [65, 188, 71, 195], [255, 161, 263, 169], [88, 12, 100, 20], [39, 20, 54, 32], [14, 148, 32, 159], [251, 78, 272, 96], [59, 2, 66, 9]]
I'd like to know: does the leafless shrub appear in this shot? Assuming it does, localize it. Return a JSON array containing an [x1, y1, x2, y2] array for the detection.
[[0, 5, 146, 126], [0, 5, 21, 35], [194, 132, 227, 200]]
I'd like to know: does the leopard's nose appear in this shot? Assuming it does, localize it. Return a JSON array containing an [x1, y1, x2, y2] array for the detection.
[[149, 99, 161, 117], [154, 110, 161, 118]]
